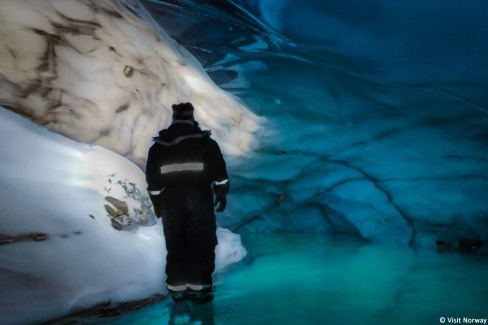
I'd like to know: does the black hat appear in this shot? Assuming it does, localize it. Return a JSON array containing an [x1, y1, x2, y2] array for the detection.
[[172, 102, 195, 121]]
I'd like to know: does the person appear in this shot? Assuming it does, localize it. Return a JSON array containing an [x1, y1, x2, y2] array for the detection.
[[145, 102, 229, 302]]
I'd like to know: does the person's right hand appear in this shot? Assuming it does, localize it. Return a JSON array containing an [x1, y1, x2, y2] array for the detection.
[[214, 196, 227, 213]]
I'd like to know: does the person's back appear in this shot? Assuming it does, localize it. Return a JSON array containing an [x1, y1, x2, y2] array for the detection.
[[146, 102, 229, 302]]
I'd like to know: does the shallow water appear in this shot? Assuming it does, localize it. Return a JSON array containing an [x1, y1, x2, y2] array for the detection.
[[95, 234, 487, 325]]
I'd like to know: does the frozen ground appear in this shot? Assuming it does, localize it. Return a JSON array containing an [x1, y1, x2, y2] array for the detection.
[[84, 234, 488, 325]]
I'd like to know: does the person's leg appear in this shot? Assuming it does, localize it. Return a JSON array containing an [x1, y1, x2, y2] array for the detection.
[[186, 237, 216, 287], [185, 215, 216, 304], [160, 191, 189, 290], [185, 187, 218, 288]]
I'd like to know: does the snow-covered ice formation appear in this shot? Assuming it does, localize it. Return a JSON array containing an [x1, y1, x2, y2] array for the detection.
[[0, 0, 264, 164], [0, 107, 247, 325], [0, 2, 256, 322]]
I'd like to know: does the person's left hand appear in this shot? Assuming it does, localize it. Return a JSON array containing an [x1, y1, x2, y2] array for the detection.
[[150, 194, 162, 218], [214, 196, 227, 213]]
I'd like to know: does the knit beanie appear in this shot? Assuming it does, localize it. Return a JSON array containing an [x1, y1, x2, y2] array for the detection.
[[172, 102, 195, 121]]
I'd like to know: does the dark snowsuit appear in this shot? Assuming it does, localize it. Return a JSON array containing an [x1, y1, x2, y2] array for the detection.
[[146, 121, 228, 288]]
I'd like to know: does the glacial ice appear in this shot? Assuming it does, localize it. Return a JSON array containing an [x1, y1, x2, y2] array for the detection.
[[0, 0, 264, 164], [0, 0, 488, 323], [144, 0, 488, 247], [90, 234, 488, 325]]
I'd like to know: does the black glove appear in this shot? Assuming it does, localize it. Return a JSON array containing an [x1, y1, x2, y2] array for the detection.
[[214, 196, 227, 213], [149, 194, 162, 218]]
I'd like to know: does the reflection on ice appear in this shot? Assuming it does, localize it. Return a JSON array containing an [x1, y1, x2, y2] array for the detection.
[[102, 234, 488, 325]]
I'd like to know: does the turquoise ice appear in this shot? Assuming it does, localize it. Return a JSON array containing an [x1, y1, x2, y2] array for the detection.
[[102, 234, 488, 325]]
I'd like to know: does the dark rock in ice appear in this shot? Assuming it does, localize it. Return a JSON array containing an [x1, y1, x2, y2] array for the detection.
[[42, 294, 166, 324], [0, 232, 49, 245]]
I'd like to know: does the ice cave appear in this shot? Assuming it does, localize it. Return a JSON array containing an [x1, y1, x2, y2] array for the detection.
[[0, 0, 487, 324]]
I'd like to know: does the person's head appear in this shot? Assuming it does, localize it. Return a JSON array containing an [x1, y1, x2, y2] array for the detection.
[[172, 102, 195, 121]]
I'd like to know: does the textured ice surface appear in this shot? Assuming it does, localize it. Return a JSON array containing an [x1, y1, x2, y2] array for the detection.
[[0, 0, 264, 163], [144, 0, 488, 247], [94, 234, 488, 325], [1, 0, 486, 246]]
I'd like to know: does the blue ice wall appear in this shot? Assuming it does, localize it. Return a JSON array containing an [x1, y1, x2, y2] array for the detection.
[[143, 0, 488, 249]]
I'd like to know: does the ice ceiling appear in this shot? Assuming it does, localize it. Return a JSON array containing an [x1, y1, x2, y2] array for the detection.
[[2, 0, 488, 246], [141, 0, 488, 247]]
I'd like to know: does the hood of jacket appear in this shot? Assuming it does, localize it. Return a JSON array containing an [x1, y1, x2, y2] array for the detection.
[[154, 121, 211, 146]]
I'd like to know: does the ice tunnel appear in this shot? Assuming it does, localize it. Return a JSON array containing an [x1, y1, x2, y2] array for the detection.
[[0, 0, 487, 324]]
